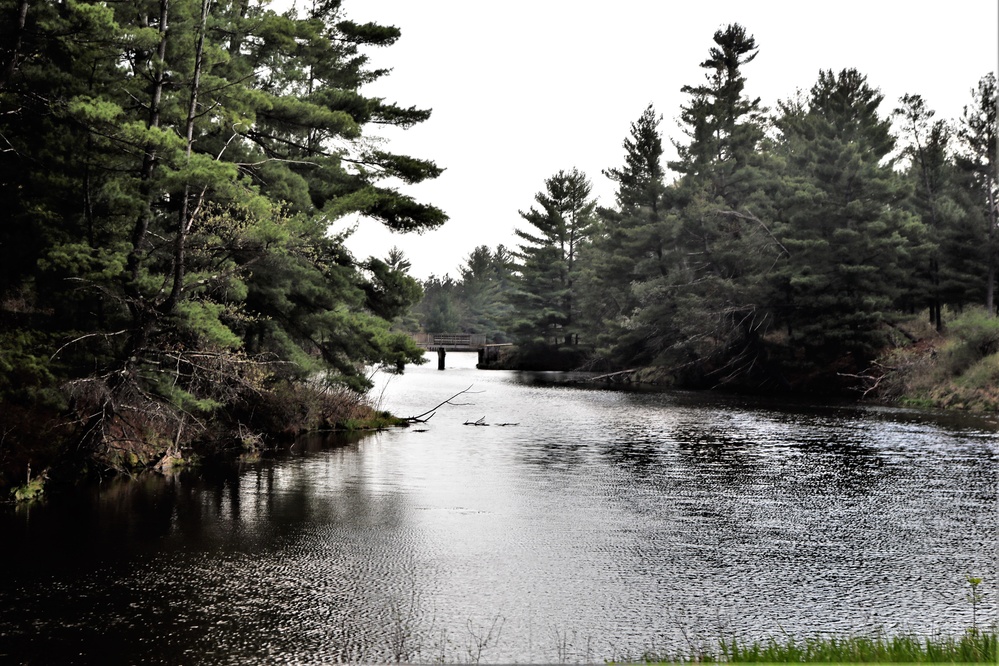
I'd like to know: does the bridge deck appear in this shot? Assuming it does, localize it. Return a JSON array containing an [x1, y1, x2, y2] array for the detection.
[[412, 333, 487, 351]]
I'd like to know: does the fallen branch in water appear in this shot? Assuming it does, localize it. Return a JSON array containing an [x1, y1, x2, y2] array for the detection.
[[407, 385, 481, 423], [588, 368, 639, 383], [463, 417, 519, 426], [838, 362, 894, 398]]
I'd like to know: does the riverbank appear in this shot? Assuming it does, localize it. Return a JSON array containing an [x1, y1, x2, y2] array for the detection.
[[3, 358, 994, 661], [873, 311, 999, 413], [477, 310, 999, 414], [0, 379, 405, 502], [7, 308, 997, 501], [633, 628, 997, 664]]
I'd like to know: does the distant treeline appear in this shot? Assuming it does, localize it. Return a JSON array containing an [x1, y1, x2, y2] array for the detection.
[[413, 24, 997, 390]]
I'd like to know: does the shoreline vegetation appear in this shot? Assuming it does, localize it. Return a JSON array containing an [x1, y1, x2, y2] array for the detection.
[[639, 628, 998, 664], [5, 306, 998, 502], [1, 6, 996, 510], [320, 625, 999, 664], [481, 307, 999, 415], [1, 378, 408, 501]]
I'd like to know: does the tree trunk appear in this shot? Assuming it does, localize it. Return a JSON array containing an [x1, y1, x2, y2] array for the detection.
[[987, 186, 997, 316], [0, 0, 29, 90], [126, 0, 170, 293], [165, 0, 210, 313]]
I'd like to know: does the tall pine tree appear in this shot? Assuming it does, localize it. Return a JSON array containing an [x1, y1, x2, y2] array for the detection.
[[772, 69, 924, 370], [955, 72, 998, 315], [577, 105, 669, 359], [508, 168, 596, 346], [639, 23, 779, 385]]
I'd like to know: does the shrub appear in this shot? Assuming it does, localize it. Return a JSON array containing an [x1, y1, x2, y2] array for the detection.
[[947, 308, 999, 367]]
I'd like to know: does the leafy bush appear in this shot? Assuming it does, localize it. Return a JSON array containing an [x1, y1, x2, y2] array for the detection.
[[948, 308, 999, 368]]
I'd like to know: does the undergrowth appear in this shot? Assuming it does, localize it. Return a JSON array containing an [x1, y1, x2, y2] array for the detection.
[[877, 308, 999, 412]]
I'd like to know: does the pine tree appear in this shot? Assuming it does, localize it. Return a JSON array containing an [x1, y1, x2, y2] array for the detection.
[[0, 0, 445, 462], [576, 105, 668, 358], [772, 69, 924, 366], [955, 73, 998, 315], [508, 169, 596, 346], [458, 245, 515, 341], [671, 23, 765, 205], [893, 94, 974, 329], [415, 275, 462, 335], [633, 23, 779, 384]]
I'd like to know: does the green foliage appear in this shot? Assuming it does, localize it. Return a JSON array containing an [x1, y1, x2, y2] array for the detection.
[[459, 245, 515, 340], [12, 475, 46, 503], [949, 308, 999, 359], [416, 275, 463, 334], [578, 104, 668, 356], [509, 168, 596, 346], [589, 24, 781, 382], [0, 0, 442, 467], [955, 73, 998, 315], [411, 246, 516, 340], [557, 27, 993, 390], [0, 328, 67, 408], [710, 629, 997, 663], [771, 68, 922, 366]]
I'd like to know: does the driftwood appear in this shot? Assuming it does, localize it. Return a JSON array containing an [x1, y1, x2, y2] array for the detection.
[[588, 368, 639, 383], [406, 385, 480, 423], [463, 417, 519, 426], [837, 361, 895, 398]]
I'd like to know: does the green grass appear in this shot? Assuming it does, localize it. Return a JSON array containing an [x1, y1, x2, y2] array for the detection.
[[636, 629, 996, 664]]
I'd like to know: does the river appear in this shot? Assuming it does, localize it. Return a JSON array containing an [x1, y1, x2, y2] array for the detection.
[[1, 351, 996, 663]]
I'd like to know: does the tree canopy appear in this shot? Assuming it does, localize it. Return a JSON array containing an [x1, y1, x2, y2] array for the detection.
[[418, 29, 994, 391], [0, 0, 444, 466]]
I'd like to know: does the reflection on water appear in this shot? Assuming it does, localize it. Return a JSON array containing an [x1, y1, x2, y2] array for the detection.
[[2, 351, 996, 664]]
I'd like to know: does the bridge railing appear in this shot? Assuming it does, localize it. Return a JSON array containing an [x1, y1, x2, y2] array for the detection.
[[412, 333, 487, 348]]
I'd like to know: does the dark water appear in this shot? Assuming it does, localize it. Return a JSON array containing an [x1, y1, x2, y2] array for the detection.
[[2, 352, 997, 664]]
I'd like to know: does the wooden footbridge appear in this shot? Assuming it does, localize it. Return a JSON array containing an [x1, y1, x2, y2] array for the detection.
[[412, 333, 487, 351]]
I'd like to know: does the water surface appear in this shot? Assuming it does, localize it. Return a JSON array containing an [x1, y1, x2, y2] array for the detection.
[[2, 352, 996, 663]]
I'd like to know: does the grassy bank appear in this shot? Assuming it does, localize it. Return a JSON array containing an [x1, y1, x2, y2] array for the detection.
[[876, 309, 999, 413], [634, 629, 997, 664]]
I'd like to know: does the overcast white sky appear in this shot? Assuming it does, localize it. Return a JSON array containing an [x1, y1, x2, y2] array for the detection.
[[327, 1, 999, 280]]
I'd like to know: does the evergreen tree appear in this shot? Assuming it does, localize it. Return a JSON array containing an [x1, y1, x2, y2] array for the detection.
[[0, 0, 445, 462], [410, 246, 515, 339], [772, 69, 924, 366], [415, 275, 462, 334], [635, 23, 779, 384], [954, 72, 998, 315], [508, 168, 596, 345], [893, 94, 973, 329], [671, 23, 766, 204], [458, 245, 515, 341], [577, 105, 668, 357]]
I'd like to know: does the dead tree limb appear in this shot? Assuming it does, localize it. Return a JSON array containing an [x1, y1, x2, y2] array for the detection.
[[406, 385, 481, 423], [838, 361, 895, 398], [588, 369, 639, 383]]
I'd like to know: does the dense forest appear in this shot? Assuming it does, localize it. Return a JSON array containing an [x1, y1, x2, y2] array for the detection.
[[0, 0, 444, 490], [414, 25, 998, 393], [1, 5, 996, 495]]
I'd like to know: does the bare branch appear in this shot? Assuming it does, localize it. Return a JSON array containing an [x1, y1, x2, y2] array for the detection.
[[716, 209, 790, 257], [50, 330, 130, 361], [406, 385, 481, 422]]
